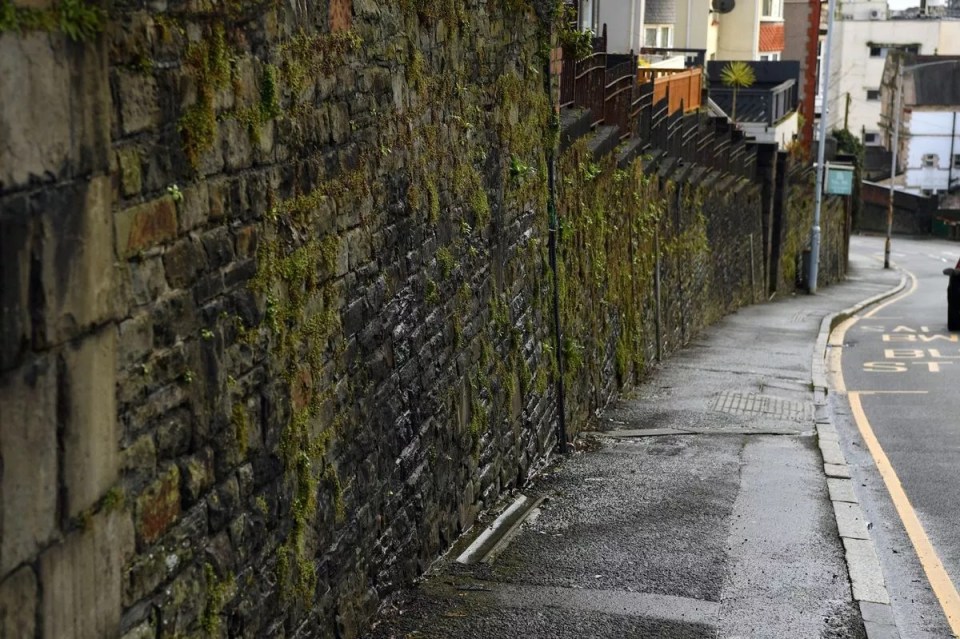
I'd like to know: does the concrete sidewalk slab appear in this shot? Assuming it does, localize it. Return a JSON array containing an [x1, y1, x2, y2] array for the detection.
[[364, 245, 905, 639]]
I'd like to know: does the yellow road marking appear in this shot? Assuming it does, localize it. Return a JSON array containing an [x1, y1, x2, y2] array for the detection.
[[832, 295, 960, 637], [849, 391, 960, 637], [863, 271, 918, 319]]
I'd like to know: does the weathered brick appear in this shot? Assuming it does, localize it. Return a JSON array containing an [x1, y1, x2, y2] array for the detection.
[[0, 356, 58, 577], [201, 227, 235, 269], [136, 464, 181, 547], [163, 236, 207, 289], [39, 509, 134, 639], [176, 180, 209, 232], [179, 448, 215, 507], [124, 257, 169, 308], [117, 146, 143, 198], [62, 326, 120, 518], [116, 70, 160, 135], [0, 565, 37, 638], [116, 196, 178, 259], [118, 313, 154, 369]]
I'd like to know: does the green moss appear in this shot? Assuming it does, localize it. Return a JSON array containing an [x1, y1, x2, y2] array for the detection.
[[179, 24, 232, 169], [0, 0, 104, 41], [231, 403, 249, 458], [436, 247, 455, 279], [201, 563, 235, 635], [424, 278, 440, 305]]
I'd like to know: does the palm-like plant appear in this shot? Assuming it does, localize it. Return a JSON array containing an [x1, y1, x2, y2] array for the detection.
[[720, 61, 756, 124]]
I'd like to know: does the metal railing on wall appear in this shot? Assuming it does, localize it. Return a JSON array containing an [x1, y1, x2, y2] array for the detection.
[[556, 26, 756, 179]]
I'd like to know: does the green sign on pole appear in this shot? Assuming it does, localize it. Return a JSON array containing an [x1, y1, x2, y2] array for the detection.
[[825, 164, 855, 196]]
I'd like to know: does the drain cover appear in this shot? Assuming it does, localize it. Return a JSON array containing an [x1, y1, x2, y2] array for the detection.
[[710, 391, 813, 422]]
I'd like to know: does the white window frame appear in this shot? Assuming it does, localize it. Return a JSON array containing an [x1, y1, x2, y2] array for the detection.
[[644, 25, 674, 48], [762, 0, 783, 19], [759, 52, 781, 61], [922, 153, 939, 168]]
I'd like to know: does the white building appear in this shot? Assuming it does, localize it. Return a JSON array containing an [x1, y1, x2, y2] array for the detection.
[[880, 53, 960, 195], [825, 6, 960, 146], [599, 0, 785, 61]]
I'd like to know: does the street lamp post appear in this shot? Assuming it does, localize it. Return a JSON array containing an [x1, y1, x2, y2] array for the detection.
[[809, 0, 838, 293]]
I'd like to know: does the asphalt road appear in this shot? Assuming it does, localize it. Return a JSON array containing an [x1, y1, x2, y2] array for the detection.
[[831, 235, 960, 638]]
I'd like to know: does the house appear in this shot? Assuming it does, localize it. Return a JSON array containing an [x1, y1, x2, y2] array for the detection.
[[707, 60, 801, 146], [599, 0, 784, 61], [823, 4, 960, 147], [879, 52, 960, 196]]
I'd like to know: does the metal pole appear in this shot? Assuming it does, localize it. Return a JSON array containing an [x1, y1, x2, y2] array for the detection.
[[809, 0, 837, 293], [885, 70, 902, 269]]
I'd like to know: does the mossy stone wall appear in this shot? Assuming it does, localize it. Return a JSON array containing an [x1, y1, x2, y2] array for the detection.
[[1, 1, 836, 638]]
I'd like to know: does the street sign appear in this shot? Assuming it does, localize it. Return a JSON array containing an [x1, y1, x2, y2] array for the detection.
[[825, 164, 855, 195]]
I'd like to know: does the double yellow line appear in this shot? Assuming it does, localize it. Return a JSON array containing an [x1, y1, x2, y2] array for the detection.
[[830, 272, 960, 636]]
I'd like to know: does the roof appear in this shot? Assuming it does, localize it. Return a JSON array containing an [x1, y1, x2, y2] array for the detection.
[[759, 23, 785, 52], [911, 56, 960, 105], [645, 0, 677, 25]]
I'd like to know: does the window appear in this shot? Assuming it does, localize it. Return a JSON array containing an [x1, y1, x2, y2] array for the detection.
[[762, 0, 783, 18], [922, 153, 939, 168], [864, 132, 880, 145], [869, 43, 920, 58], [866, 89, 880, 100], [760, 52, 781, 61], [953, 154, 960, 168], [644, 25, 673, 48]]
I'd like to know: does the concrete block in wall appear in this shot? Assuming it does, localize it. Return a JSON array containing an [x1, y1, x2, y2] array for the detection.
[[0, 356, 58, 578], [62, 326, 119, 518], [0, 195, 30, 372], [0, 565, 37, 638], [0, 30, 110, 190], [39, 509, 133, 639], [37, 176, 117, 347]]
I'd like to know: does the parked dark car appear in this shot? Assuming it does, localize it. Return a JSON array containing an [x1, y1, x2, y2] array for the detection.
[[944, 257, 960, 331]]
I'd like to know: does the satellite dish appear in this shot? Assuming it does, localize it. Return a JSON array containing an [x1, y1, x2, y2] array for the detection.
[[712, 0, 735, 13]]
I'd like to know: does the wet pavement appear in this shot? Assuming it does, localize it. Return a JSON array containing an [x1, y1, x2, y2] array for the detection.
[[364, 237, 904, 639]]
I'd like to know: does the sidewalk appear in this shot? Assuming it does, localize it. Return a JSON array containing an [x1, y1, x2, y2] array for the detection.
[[364, 239, 905, 639]]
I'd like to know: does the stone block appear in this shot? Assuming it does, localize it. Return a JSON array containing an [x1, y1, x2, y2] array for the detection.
[[117, 146, 143, 198], [116, 70, 160, 135], [118, 313, 154, 369], [124, 257, 169, 308], [163, 236, 206, 289], [62, 326, 119, 518], [116, 196, 179, 259], [201, 227, 235, 269], [0, 196, 31, 372], [0, 30, 109, 189], [36, 176, 117, 346], [39, 509, 134, 639], [0, 356, 58, 577], [178, 180, 210, 232], [222, 118, 253, 171], [136, 464, 181, 547], [0, 565, 37, 638]]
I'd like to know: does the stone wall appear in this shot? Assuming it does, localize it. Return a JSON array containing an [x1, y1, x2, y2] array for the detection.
[[0, 2, 837, 639]]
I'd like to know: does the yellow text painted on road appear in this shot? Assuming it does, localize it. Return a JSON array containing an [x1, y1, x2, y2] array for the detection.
[[831, 276, 960, 637], [849, 391, 960, 637]]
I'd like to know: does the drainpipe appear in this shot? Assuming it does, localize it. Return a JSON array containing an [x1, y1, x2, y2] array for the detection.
[[630, 0, 637, 51], [546, 36, 568, 453]]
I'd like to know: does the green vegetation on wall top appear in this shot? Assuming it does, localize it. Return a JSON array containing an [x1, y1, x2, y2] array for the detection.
[[0, 0, 105, 41]]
